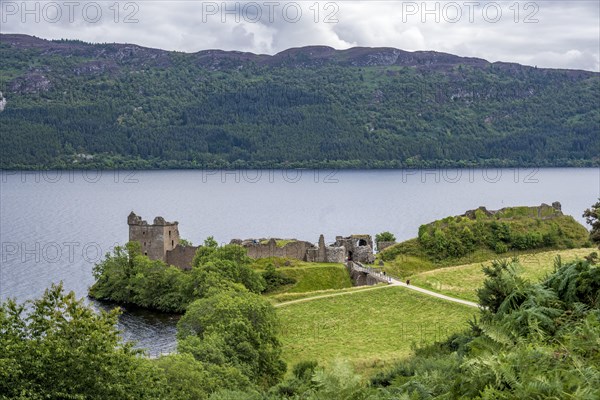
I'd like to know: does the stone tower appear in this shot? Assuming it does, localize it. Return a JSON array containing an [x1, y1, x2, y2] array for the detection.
[[127, 212, 180, 262]]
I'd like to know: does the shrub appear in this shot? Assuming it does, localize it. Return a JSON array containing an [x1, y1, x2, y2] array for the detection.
[[495, 242, 508, 254], [262, 264, 296, 293]]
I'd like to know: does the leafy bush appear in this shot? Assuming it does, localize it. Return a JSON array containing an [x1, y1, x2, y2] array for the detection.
[[494, 242, 508, 254], [177, 290, 286, 387], [412, 209, 588, 262], [90, 242, 193, 312], [262, 264, 296, 293]]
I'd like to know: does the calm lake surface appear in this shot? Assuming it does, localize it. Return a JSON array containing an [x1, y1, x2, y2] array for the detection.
[[1, 168, 598, 354]]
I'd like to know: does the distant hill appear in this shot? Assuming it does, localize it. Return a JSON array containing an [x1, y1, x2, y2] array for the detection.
[[1, 34, 598, 169]]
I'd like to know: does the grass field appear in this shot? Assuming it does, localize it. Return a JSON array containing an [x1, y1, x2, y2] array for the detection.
[[275, 264, 353, 293], [276, 285, 475, 376], [408, 248, 593, 302], [269, 285, 384, 303], [377, 240, 503, 278]]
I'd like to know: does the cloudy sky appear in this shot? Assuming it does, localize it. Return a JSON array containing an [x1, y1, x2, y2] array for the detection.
[[1, 1, 598, 71]]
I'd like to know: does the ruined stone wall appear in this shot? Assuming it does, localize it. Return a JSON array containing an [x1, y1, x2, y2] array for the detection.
[[325, 246, 345, 263], [306, 248, 318, 263], [166, 245, 198, 270], [334, 235, 375, 263], [305, 234, 346, 263], [317, 235, 327, 262], [353, 246, 375, 263], [377, 241, 396, 252], [243, 239, 315, 261], [126, 213, 377, 269], [462, 202, 564, 220]]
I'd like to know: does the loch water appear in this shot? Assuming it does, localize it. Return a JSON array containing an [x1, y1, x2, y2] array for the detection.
[[1, 168, 598, 355]]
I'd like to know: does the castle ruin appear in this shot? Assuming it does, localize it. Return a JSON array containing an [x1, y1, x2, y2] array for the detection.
[[127, 212, 376, 269], [231, 234, 375, 264], [128, 212, 198, 270]]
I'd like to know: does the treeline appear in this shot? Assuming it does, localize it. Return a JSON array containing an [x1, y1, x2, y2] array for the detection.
[[1, 40, 599, 169]]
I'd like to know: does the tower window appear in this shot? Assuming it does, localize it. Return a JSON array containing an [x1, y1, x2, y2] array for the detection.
[[144, 252, 147, 256], [143, 231, 145, 235], [172, 240, 174, 247], [144, 242, 146, 246], [169, 230, 172, 237]]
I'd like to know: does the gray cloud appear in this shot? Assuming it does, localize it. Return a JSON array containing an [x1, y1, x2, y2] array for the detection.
[[0, 0, 598, 71]]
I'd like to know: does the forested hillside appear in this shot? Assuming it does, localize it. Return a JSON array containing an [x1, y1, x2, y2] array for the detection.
[[1, 34, 598, 169]]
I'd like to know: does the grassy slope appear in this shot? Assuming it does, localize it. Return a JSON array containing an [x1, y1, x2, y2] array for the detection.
[[275, 264, 353, 293], [253, 258, 354, 295], [276, 285, 475, 376], [269, 285, 381, 304], [378, 238, 510, 278], [409, 248, 593, 302]]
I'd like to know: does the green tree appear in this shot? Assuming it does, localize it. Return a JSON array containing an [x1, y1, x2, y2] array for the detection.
[[177, 290, 286, 388], [90, 241, 143, 305], [179, 238, 193, 247], [90, 242, 192, 312], [375, 231, 396, 251], [155, 353, 253, 400], [583, 199, 600, 248], [0, 283, 166, 399], [192, 244, 265, 294]]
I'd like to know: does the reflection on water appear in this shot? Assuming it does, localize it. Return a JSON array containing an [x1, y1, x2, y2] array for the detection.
[[92, 299, 180, 356]]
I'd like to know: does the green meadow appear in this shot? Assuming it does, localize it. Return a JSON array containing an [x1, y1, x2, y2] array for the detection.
[[276, 285, 476, 376], [408, 248, 592, 302]]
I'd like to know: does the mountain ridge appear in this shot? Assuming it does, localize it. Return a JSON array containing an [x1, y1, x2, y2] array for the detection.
[[0, 33, 598, 169], [1, 33, 597, 75]]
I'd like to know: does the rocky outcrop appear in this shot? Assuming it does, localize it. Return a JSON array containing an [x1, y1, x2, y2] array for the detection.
[[0, 92, 6, 112], [9, 72, 51, 94]]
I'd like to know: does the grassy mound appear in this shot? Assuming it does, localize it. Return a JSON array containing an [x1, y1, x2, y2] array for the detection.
[[252, 258, 353, 294], [379, 205, 590, 278]]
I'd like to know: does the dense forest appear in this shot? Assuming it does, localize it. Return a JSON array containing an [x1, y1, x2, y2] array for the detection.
[[1, 34, 599, 169]]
